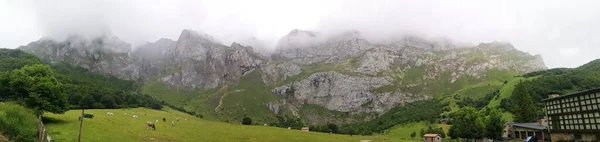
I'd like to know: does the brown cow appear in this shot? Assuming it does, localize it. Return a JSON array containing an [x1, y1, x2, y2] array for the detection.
[[146, 121, 156, 130]]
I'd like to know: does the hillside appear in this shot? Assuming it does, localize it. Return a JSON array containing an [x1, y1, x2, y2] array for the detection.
[[502, 59, 600, 122], [16, 29, 547, 128], [0, 48, 162, 110], [43, 107, 386, 142]]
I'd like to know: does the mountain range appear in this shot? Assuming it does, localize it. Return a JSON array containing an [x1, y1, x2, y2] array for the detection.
[[17, 29, 547, 125]]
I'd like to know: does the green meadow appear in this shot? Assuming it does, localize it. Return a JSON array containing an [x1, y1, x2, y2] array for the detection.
[[43, 107, 388, 142]]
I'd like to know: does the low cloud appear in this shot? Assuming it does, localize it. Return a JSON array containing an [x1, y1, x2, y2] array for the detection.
[[0, 0, 599, 68]]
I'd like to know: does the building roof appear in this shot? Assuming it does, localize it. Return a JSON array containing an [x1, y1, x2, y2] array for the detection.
[[542, 87, 600, 101], [511, 123, 547, 130], [423, 134, 440, 138]]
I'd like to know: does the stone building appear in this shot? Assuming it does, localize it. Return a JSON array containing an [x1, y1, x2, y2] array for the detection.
[[423, 133, 442, 142], [542, 88, 600, 142]]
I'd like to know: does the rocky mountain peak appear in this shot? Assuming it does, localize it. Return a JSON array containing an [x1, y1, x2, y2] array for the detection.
[[178, 29, 220, 45], [477, 41, 516, 51], [18, 34, 139, 80], [276, 29, 319, 50]]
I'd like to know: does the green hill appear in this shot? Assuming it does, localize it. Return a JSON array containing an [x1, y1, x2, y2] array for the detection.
[[43, 107, 385, 142], [503, 59, 600, 122]]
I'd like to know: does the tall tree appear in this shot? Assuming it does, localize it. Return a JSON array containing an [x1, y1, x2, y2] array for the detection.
[[511, 90, 538, 122], [0, 64, 68, 115], [449, 106, 484, 141], [484, 108, 505, 140]]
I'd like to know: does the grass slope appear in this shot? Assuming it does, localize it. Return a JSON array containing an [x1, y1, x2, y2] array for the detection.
[[383, 122, 449, 142], [44, 107, 384, 142]]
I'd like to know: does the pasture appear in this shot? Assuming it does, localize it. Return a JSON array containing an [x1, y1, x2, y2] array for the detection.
[[43, 107, 387, 142]]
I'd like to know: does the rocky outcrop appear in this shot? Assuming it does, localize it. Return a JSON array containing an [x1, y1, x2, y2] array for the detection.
[[260, 62, 303, 84], [275, 30, 374, 64], [19, 35, 140, 80], [133, 38, 176, 81], [160, 30, 264, 88], [272, 71, 396, 113]]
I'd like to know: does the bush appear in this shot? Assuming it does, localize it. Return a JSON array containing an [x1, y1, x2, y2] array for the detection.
[[0, 102, 38, 142], [242, 117, 252, 125]]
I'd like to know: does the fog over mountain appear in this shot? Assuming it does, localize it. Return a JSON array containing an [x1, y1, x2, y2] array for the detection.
[[1, 0, 600, 68]]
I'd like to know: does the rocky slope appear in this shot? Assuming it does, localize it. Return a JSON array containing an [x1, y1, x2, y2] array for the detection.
[[18, 35, 140, 80], [17, 29, 547, 125], [262, 30, 546, 120], [160, 29, 264, 89]]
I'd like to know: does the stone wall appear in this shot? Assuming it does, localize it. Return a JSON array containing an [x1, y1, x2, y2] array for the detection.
[[549, 133, 599, 142], [581, 134, 597, 142], [550, 133, 573, 142]]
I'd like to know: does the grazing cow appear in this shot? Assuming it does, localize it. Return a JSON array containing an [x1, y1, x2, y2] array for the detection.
[[163, 118, 166, 122], [106, 112, 113, 116], [124, 113, 127, 116], [132, 115, 138, 119], [264, 124, 267, 126], [171, 121, 175, 126], [155, 120, 158, 123], [145, 121, 156, 130]]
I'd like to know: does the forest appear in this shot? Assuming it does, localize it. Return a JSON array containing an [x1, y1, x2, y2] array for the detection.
[[504, 59, 600, 122], [0, 49, 164, 112]]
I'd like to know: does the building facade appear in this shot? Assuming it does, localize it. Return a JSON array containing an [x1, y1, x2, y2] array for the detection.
[[543, 88, 600, 142], [504, 121, 549, 141]]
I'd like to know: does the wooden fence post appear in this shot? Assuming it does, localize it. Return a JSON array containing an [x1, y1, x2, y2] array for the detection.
[[42, 130, 47, 142], [77, 109, 84, 142]]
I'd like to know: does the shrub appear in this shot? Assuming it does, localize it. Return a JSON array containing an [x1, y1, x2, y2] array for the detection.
[[242, 117, 252, 125], [0, 102, 38, 142]]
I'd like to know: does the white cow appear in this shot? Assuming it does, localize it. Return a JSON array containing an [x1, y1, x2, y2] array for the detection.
[[155, 120, 159, 123], [132, 115, 138, 119], [106, 112, 114, 116], [124, 113, 128, 116]]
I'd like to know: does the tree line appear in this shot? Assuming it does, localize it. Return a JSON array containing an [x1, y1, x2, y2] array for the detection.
[[504, 59, 600, 122], [0, 49, 165, 116]]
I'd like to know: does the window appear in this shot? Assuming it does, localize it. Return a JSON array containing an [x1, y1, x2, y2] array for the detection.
[[586, 124, 591, 129]]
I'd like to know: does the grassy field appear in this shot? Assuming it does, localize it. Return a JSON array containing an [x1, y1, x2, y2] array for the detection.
[[43, 107, 386, 142], [382, 122, 450, 142]]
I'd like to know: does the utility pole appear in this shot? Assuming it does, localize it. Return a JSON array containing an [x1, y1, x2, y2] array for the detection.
[[78, 109, 84, 142]]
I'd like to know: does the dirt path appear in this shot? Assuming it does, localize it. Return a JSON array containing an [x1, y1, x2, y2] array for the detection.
[[214, 85, 228, 112]]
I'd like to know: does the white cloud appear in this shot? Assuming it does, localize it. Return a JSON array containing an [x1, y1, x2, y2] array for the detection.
[[0, 0, 599, 68]]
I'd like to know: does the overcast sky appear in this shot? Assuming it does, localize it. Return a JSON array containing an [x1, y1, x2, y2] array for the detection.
[[1, 0, 599, 68]]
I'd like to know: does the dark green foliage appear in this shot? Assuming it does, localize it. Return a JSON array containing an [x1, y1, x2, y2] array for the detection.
[[521, 68, 570, 78], [273, 116, 304, 130], [340, 100, 443, 135], [242, 117, 252, 125], [51, 63, 162, 110], [0, 102, 38, 142], [0, 49, 42, 72], [457, 90, 499, 109], [508, 59, 600, 122], [327, 123, 339, 133], [0, 49, 165, 111], [419, 128, 425, 138], [0, 64, 68, 115], [448, 107, 484, 141], [483, 108, 505, 140], [410, 131, 416, 139]]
